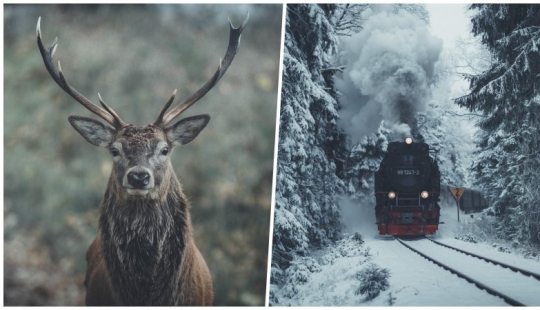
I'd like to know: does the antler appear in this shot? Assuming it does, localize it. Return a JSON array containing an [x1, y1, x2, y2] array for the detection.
[[154, 12, 249, 128], [36, 17, 127, 129]]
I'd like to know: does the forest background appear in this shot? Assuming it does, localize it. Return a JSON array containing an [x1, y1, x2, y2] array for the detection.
[[4, 4, 282, 306]]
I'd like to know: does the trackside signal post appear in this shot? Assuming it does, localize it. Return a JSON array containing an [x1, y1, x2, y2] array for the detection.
[[449, 186, 465, 222]]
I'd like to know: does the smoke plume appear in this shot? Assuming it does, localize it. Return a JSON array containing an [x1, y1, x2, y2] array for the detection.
[[336, 10, 442, 142]]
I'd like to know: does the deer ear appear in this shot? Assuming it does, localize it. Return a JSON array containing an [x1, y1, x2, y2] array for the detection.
[[68, 115, 115, 147], [165, 114, 210, 146]]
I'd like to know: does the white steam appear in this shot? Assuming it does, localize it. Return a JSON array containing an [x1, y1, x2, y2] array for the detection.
[[339, 195, 380, 240], [336, 10, 442, 142]]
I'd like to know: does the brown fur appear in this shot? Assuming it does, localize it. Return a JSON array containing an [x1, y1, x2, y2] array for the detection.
[[82, 125, 214, 306], [84, 236, 213, 306]]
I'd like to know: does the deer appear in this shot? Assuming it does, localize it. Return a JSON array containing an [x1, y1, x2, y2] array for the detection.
[[36, 14, 248, 306]]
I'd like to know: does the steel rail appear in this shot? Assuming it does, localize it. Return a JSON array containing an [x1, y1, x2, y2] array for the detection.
[[396, 237, 525, 306], [426, 237, 540, 281]]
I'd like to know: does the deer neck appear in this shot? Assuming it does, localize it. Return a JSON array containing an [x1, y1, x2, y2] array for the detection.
[[98, 171, 192, 305]]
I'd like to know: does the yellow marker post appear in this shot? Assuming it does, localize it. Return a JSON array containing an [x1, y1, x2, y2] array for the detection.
[[448, 186, 466, 222]]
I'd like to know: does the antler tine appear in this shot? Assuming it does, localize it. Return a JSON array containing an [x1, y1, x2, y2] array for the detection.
[[153, 89, 177, 127], [155, 12, 249, 128], [98, 93, 128, 128], [37, 17, 123, 129]]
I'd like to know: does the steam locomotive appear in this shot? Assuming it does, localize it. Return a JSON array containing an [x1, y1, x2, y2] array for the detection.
[[374, 137, 441, 235]]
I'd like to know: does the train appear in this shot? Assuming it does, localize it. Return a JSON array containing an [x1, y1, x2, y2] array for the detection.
[[459, 189, 489, 214], [441, 187, 490, 214], [374, 137, 441, 235]]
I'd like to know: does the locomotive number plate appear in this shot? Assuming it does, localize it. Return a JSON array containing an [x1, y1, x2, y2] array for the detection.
[[396, 169, 420, 176]]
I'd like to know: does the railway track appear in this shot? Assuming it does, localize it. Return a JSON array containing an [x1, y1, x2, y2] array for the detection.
[[396, 237, 540, 306], [425, 237, 540, 281]]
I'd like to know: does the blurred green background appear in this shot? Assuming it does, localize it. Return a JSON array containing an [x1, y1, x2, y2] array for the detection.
[[4, 4, 282, 306]]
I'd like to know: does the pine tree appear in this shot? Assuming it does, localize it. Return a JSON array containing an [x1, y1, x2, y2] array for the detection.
[[455, 4, 540, 248], [272, 4, 346, 274], [418, 102, 468, 187], [330, 4, 370, 36], [345, 123, 390, 203]]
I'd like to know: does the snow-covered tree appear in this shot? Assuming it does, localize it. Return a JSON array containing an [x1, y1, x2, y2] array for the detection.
[[418, 102, 469, 187], [345, 123, 390, 202], [365, 4, 429, 25], [330, 4, 370, 36], [272, 4, 346, 274], [455, 4, 540, 248], [387, 4, 430, 25]]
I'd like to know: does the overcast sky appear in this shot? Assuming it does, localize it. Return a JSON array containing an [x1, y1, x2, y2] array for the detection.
[[425, 3, 471, 50], [425, 3, 474, 96]]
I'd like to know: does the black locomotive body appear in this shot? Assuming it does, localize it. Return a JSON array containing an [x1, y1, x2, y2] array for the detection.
[[374, 139, 441, 235]]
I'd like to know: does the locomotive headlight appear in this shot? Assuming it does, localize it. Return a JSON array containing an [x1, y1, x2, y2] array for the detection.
[[388, 191, 396, 199], [421, 191, 429, 199], [405, 137, 413, 145]]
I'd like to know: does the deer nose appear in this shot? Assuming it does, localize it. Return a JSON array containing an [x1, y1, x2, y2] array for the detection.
[[127, 171, 150, 189]]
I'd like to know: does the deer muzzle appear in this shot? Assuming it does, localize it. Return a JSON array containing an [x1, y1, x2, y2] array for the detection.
[[123, 167, 155, 196]]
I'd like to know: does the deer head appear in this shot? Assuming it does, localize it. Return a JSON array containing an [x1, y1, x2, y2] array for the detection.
[[36, 15, 248, 200]]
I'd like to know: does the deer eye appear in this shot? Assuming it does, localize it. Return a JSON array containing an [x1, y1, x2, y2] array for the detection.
[[110, 148, 120, 157], [161, 147, 169, 156]]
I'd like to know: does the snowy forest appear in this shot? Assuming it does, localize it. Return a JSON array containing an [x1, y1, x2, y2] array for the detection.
[[270, 4, 540, 305]]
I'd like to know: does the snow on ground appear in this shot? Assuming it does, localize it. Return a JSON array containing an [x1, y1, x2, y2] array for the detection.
[[270, 197, 540, 306], [440, 238, 540, 272], [271, 236, 376, 306], [399, 238, 540, 305], [364, 237, 507, 306]]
